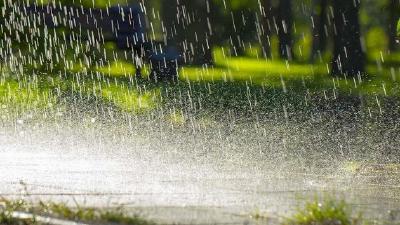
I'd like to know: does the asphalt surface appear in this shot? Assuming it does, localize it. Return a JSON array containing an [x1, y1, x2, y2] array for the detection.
[[1, 115, 400, 225]]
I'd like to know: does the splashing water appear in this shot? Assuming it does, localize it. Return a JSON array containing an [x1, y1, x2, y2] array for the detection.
[[1, 0, 400, 224]]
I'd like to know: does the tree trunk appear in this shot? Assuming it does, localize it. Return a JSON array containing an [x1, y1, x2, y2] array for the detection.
[[260, 0, 274, 58], [161, 1, 180, 46], [230, 10, 246, 56], [388, 0, 400, 52], [277, 0, 294, 61], [331, 0, 365, 77], [162, 0, 213, 65], [193, 0, 214, 65], [310, 0, 328, 62]]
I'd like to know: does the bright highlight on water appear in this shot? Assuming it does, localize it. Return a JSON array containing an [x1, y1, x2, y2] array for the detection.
[[0, 0, 400, 224]]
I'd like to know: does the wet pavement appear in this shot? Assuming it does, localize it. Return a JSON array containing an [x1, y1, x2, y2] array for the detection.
[[1, 115, 400, 225]]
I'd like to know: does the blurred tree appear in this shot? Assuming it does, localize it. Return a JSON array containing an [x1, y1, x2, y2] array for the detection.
[[161, 0, 179, 45], [388, 0, 400, 51], [398, 19, 400, 36], [260, 0, 274, 58], [331, 0, 365, 76], [277, 0, 294, 61], [211, 0, 258, 57], [189, 0, 217, 65], [34, 0, 128, 8], [310, 0, 328, 62], [162, 0, 216, 65], [229, 9, 257, 56], [0, 0, 4, 70]]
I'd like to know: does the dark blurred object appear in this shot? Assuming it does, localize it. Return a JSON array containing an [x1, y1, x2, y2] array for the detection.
[[148, 45, 181, 82], [331, 0, 365, 77], [388, 0, 400, 52], [24, 3, 181, 81]]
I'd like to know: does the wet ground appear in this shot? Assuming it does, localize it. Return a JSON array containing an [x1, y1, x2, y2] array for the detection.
[[1, 106, 400, 225]]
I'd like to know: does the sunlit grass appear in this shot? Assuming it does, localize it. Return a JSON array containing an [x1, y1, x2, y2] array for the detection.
[[96, 60, 151, 78], [0, 198, 153, 225], [101, 84, 160, 112], [284, 198, 361, 225], [179, 48, 329, 88], [180, 48, 327, 88], [0, 78, 56, 111], [179, 48, 400, 97], [96, 61, 136, 77], [32, 0, 128, 8], [61, 60, 157, 113], [215, 51, 325, 78], [2, 47, 399, 117]]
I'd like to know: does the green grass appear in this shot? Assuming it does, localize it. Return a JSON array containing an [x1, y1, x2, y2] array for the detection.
[[0, 198, 153, 225], [0, 199, 34, 225], [0, 76, 56, 112], [179, 49, 400, 97], [101, 83, 160, 112], [284, 198, 362, 225], [1, 45, 400, 119], [54, 47, 400, 117], [96, 61, 137, 77], [32, 0, 129, 8]]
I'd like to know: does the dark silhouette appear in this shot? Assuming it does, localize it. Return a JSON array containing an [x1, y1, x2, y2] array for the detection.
[[310, 0, 329, 62], [260, 0, 274, 59], [162, 0, 213, 66], [388, 0, 400, 52], [22, 3, 180, 80], [277, 0, 294, 61], [331, 0, 365, 77]]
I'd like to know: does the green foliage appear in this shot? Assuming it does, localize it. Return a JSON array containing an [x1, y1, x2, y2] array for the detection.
[[101, 83, 160, 113], [0, 198, 154, 225], [212, 0, 258, 10], [96, 61, 137, 77], [0, 199, 34, 225], [32, 0, 127, 7], [0, 77, 56, 111], [284, 198, 360, 225], [397, 19, 400, 36], [43, 202, 97, 222], [293, 32, 313, 62], [41, 201, 154, 225], [365, 27, 388, 54]]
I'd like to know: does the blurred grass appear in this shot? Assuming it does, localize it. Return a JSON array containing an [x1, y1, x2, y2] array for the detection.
[[101, 84, 160, 112], [96, 61, 136, 77], [0, 75, 56, 112], [0, 198, 153, 225], [180, 48, 326, 86], [180, 48, 400, 97], [283, 198, 361, 225], [32, 0, 128, 8], [1, 46, 400, 117]]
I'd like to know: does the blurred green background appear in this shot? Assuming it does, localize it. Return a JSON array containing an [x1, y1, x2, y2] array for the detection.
[[0, 0, 399, 117]]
